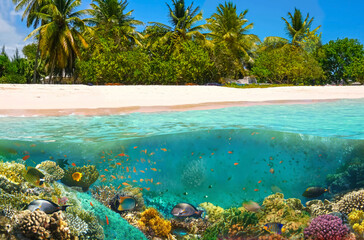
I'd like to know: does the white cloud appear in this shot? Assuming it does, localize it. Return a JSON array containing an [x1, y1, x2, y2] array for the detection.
[[0, 0, 30, 57]]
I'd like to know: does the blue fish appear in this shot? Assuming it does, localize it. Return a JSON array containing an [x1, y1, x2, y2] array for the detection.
[[263, 222, 285, 234]]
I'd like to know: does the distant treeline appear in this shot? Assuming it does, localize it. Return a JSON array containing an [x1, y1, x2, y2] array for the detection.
[[1, 0, 363, 85]]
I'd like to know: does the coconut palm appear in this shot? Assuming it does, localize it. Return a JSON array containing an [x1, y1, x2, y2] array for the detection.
[[146, 0, 205, 54], [13, 0, 50, 83], [86, 0, 143, 45], [26, 0, 88, 83], [206, 2, 260, 77]]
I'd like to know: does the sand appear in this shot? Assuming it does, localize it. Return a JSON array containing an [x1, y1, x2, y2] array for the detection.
[[0, 84, 363, 116]]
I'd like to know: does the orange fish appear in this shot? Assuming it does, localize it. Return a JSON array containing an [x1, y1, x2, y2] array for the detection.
[[22, 155, 30, 161], [145, 187, 150, 191], [139, 188, 143, 191], [111, 175, 116, 179], [258, 180, 262, 183], [151, 168, 157, 171], [211, 169, 214, 172], [118, 153, 126, 157], [140, 170, 145, 173], [30, 144, 36, 147], [117, 184, 122, 189], [120, 176, 124, 179], [116, 163, 121, 165], [71, 163, 76, 167], [122, 182, 130, 186], [318, 154, 322, 157], [228, 151, 233, 154], [106, 215, 109, 225], [100, 175, 105, 178], [133, 180, 137, 182], [150, 178, 154, 183], [199, 156, 202, 159], [64, 155, 67, 158], [269, 157, 273, 160], [104, 169, 109, 172], [271, 137, 275, 140], [156, 182, 161, 185], [101, 156, 105, 159], [234, 163, 239, 166], [254, 189, 259, 192], [161, 148, 167, 152], [134, 146, 138, 149], [251, 132, 255, 135], [133, 167, 136, 173], [128, 175, 131, 179], [243, 187, 246, 190], [90, 202, 94, 207], [279, 161, 283, 164], [140, 179, 144, 182], [141, 149, 147, 154], [211, 152, 214, 155], [126, 167, 129, 172], [270, 168, 275, 174], [101, 178, 107, 182]]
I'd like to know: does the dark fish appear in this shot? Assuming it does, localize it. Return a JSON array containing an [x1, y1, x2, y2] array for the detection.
[[171, 203, 203, 218], [263, 222, 285, 234], [110, 195, 136, 213], [27, 199, 69, 214], [302, 187, 328, 198], [23, 167, 45, 187]]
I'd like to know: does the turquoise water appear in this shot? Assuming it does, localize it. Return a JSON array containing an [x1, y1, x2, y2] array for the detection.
[[0, 99, 363, 210]]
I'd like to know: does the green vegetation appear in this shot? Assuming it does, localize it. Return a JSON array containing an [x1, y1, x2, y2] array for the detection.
[[1, 0, 363, 85]]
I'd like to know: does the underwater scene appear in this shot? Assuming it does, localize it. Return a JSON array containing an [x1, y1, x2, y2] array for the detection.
[[0, 99, 363, 240]]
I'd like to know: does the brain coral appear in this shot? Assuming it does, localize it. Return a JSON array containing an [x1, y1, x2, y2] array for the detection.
[[335, 189, 364, 214]]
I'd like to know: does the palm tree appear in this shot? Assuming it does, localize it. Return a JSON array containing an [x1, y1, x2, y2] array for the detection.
[[86, 0, 143, 46], [281, 8, 321, 44], [26, 0, 88, 83], [146, 0, 205, 54], [206, 2, 260, 77], [13, 0, 50, 83], [261, 8, 321, 50]]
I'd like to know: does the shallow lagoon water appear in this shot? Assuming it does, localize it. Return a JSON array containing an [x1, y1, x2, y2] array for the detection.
[[0, 99, 363, 238]]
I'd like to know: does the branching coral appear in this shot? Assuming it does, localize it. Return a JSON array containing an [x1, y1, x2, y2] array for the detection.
[[138, 208, 172, 238], [304, 214, 350, 240], [0, 161, 25, 185], [257, 193, 310, 238], [199, 202, 224, 223], [335, 189, 364, 214], [62, 165, 99, 191], [36, 160, 65, 182], [66, 213, 88, 237]]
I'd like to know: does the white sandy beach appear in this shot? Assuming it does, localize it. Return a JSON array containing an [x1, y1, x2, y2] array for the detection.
[[0, 84, 363, 116]]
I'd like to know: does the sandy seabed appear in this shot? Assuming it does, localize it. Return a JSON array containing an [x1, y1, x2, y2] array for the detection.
[[0, 84, 363, 116]]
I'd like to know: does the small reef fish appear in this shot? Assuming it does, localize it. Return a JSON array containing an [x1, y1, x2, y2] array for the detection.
[[100, 175, 105, 178], [171, 203, 204, 218], [243, 201, 261, 212], [134, 146, 138, 149], [270, 168, 275, 174], [118, 153, 126, 157], [151, 168, 157, 171], [72, 172, 83, 182], [90, 202, 94, 207], [71, 163, 76, 167], [271, 185, 283, 193], [22, 155, 30, 161], [111, 175, 117, 179], [23, 167, 46, 187], [172, 228, 188, 237], [302, 187, 329, 198], [116, 163, 121, 166], [111, 195, 136, 213], [254, 189, 259, 192], [122, 182, 130, 186], [234, 163, 239, 165], [161, 148, 167, 152], [258, 180, 262, 183], [27, 199, 69, 214], [106, 215, 109, 225], [228, 151, 233, 154], [263, 222, 285, 234]]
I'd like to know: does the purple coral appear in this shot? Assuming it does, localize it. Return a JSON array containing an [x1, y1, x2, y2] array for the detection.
[[304, 214, 350, 240]]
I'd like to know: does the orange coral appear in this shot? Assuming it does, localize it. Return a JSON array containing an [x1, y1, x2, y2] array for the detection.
[[138, 208, 171, 238], [258, 233, 289, 240]]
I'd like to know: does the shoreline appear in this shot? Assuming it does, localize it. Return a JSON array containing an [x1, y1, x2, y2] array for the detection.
[[0, 85, 363, 116]]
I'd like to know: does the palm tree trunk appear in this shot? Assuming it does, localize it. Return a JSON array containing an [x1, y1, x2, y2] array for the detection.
[[33, 35, 41, 84]]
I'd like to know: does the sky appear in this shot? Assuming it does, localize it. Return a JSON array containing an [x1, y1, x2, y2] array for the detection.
[[1, 0, 363, 57]]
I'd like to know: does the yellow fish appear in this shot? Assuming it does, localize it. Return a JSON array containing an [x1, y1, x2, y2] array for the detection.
[[23, 167, 45, 187]]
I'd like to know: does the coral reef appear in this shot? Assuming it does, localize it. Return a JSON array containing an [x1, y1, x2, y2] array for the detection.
[[306, 199, 335, 217], [0, 161, 25, 185], [335, 190, 364, 214], [326, 161, 364, 194], [14, 210, 51, 239], [0, 216, 15, 240], [36, 160, 65, 182], [202, 207, 259, 239], [258, 234, 289, 240], [48, 211, 72, 240], [66, 213, 89, 237], [138, 208, 172, 238], [257, 193, 310, 238], [304, 214, 350, 240], [62, 165, 99, 191], [348, 210, 364, 239], [199, 202, 224, 223], [171, 218, 210, 236]]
